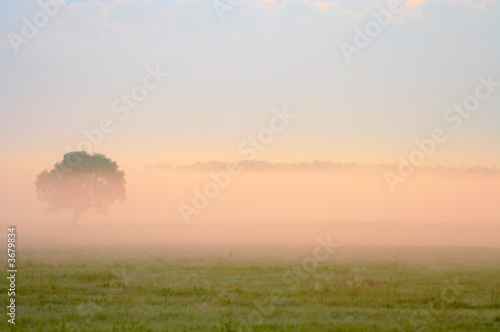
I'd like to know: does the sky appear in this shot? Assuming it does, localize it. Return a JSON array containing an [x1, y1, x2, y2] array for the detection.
[[1, 0, 499, 166], [0, 0, 499, 235]]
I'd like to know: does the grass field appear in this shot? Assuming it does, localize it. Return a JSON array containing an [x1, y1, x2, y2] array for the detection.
[[4, 246, 500, 331]]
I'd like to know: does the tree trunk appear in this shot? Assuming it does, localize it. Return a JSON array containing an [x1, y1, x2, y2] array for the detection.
[[73, 211, 82, 224]]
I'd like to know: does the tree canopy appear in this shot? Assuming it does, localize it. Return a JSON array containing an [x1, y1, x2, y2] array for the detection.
[[35, 151, 126, 223]]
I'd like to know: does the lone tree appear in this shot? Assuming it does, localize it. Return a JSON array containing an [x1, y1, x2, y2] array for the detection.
[[35, 151, 126, 224]]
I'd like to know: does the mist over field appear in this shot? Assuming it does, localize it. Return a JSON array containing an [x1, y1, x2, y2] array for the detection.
[[3, 158, 500, 248]]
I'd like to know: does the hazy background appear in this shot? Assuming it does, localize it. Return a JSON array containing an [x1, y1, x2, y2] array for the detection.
[[0, 0, 499, 247]]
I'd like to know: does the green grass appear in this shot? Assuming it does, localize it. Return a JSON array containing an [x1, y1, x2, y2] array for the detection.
[[3, 246, 500, 331]]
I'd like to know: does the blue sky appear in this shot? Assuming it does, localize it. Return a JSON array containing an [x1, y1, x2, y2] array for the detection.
[[0, 0, 499, 166]]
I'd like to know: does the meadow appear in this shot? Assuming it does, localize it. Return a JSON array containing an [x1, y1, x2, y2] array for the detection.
[[3, 245, 500, 331]]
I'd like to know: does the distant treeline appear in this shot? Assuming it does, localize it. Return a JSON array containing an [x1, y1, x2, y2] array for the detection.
[[145, 160, 499, 175]]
